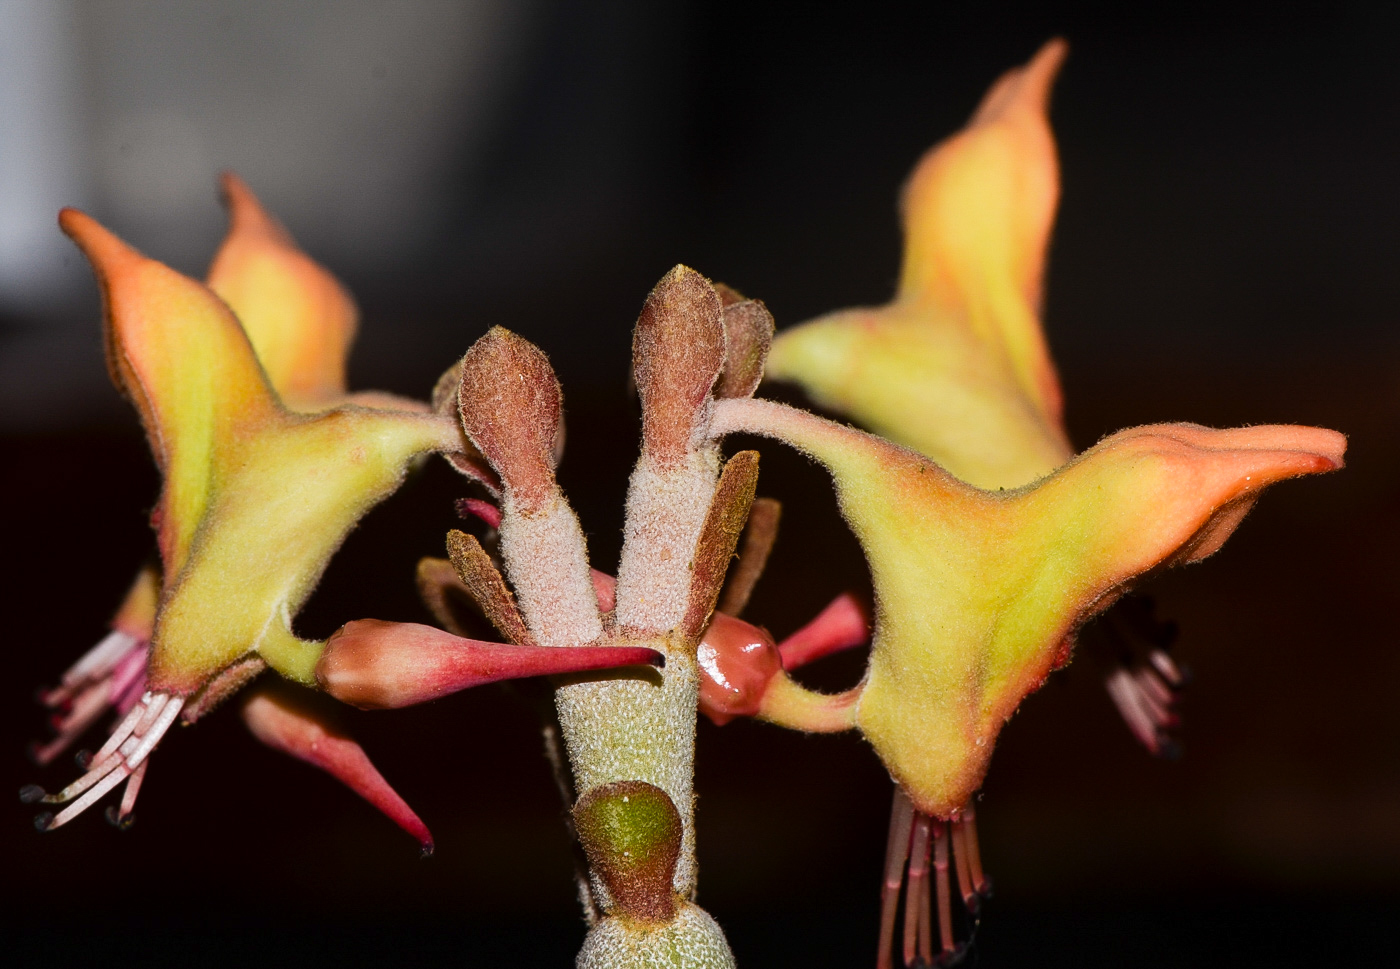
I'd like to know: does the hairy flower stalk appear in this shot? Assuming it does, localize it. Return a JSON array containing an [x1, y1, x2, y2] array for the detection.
[[450, 269, 772, 967]]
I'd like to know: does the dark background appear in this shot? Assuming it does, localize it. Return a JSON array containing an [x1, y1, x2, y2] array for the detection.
[[4, 2, 1399, 966]]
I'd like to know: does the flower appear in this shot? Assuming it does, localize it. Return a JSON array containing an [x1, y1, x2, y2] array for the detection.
[[765, 40, 1195, 759], [423, 272, 770, 959], [706, 395, 1342, 962], [33, 174, 388, 767], [25, 203, 467, 831], [712, 399, 1344, 814]]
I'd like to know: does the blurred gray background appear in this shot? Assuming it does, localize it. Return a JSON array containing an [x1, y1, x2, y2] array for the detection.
[[4, 1, 1400, 429]]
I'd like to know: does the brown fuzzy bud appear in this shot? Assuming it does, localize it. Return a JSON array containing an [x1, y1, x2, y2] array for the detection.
[[632, 266, 724, 469], [457, 328, 563, 512]]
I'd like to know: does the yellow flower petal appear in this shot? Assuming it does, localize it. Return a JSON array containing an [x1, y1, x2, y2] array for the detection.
[[61, 207, 280, 579], [206, 172, 357, 411], [766, 40, 1072, 491]]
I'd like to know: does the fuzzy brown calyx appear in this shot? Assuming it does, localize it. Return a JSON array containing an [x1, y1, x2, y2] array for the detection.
[[679, 451, 759, 644], [715, 299, 774, 400], [445, 529, 535, 646], [457, 327, 563, 512], [633, 266, 725, 469], [574, 780, 683, 924], [715, 496, 781, 617]]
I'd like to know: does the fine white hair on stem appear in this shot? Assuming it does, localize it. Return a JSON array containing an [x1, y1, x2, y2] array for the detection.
[[498, 494, 603, 648]]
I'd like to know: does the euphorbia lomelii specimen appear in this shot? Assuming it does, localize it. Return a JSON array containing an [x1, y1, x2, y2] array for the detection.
[[24, 39, 1350, 969], [24, 198, 662, 837]]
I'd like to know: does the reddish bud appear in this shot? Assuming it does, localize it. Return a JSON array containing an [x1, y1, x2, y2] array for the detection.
[[315, 620, 663, 710], [697, 612, 783, 726]]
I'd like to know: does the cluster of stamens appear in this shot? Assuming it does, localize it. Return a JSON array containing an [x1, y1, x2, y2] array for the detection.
[[22, 691, 183, 831], [33, 629, 150, 766], [1086, 595, 1188, 758], [878, 789, 990, 968]]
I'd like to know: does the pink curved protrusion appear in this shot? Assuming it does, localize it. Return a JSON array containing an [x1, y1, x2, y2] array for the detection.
[[456, 497, 502, 530], [241, 691, 434, 854], [777, 591, 870, 671]]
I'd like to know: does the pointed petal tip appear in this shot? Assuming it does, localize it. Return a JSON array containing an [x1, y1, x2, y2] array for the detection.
[[58, 208, 144, 275], [1032, 37, 1069, 78], [242, 691, 434, 851], [216, 171, 288, 239]]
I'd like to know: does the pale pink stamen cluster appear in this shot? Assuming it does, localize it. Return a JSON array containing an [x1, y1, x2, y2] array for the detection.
[[1104, 649, 1187, 758], [23, 690, 183, 831], [33, 630, 150, 766], [878, 790, 990, 969]]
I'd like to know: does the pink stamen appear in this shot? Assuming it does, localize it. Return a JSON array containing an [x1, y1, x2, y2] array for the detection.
[[106, 758, 148, 829], [961, 804, 988, 894], [455, 497, 503, 530], [126, 697, 183, 769], [87, 700, 147, 768], [904, 814, 931, 967], [873, 789, 989, 968], [951, 816, 977, 910], [26, 691, 182, 831], [1149, 647, 1184, 686], [877, 788, 915, 969], [41, 630, 139, 706], [40, 763, 132, 830], [1134, 666, 1175, 709], [1104, 669, 1160, 752], [109, 646, 149, 706], [932, 821, 954, 957], [34, 632, 150, 765], [1132, 669, 1175, 726]]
